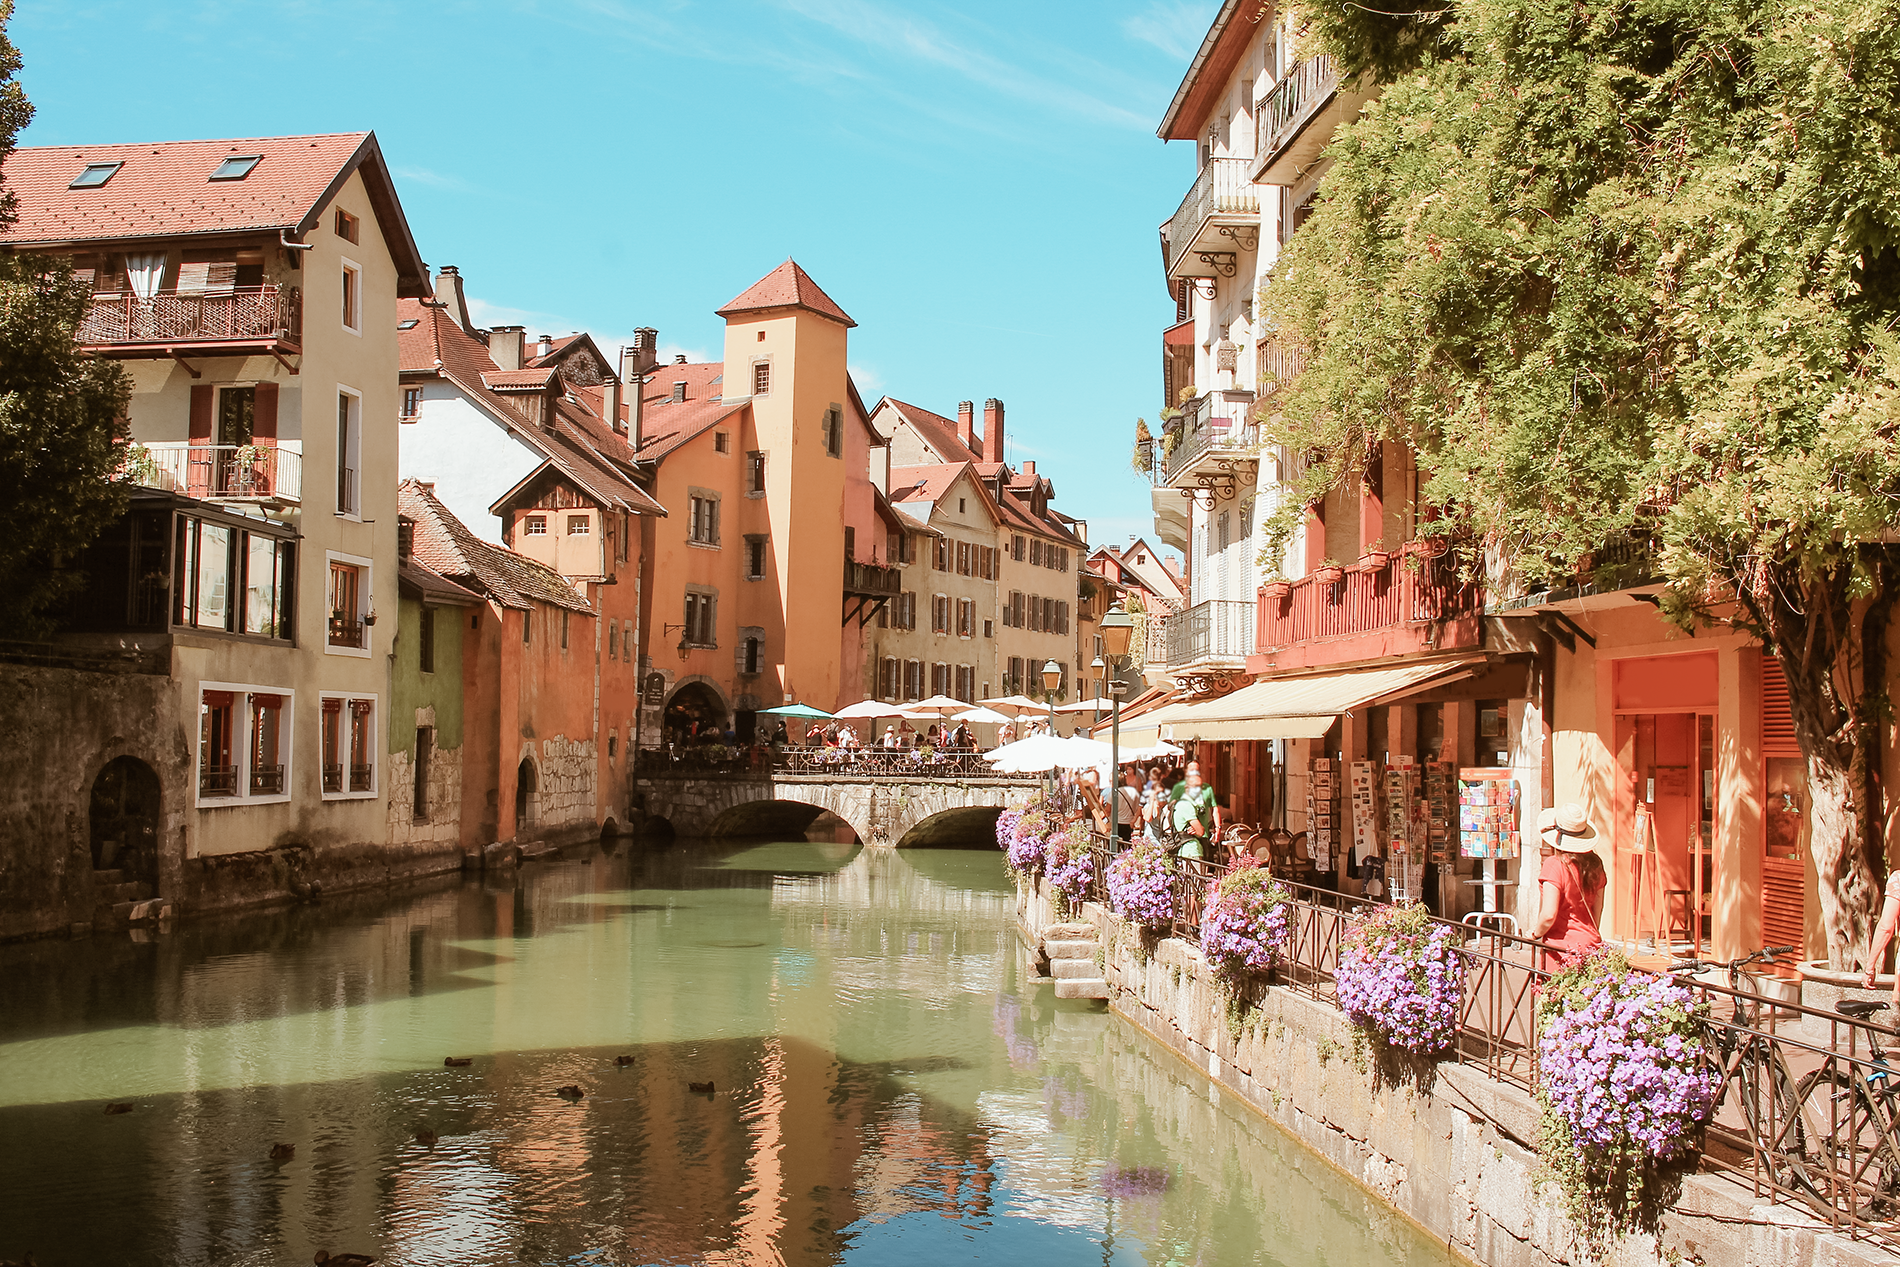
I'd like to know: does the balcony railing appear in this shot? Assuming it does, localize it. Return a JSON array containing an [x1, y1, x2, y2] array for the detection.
[[1258, 55, 1339, 174], [1163, 599, 1257, 668], [1160, 395, 1259, 485], [1259, 552, 1481, 649], [328, 615, 366, 649], [79, 285, 302, 349], [121, 442, 302, 505], [843, 555, 902, 597], [1164, 158, 1260, 275]]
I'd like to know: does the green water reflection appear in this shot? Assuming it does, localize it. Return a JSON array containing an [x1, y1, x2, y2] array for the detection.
[[0, 841, 1444, 1266]]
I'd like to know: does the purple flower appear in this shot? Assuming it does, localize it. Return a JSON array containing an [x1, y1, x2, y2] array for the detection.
[[1335, 903, 1461, 1054], [1106, 841, 1178, 931], [1199, 866, 1293, 979]]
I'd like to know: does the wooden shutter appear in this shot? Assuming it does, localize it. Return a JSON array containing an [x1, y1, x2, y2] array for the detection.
[[189, 385, 215, 444], [252, 382, 278, 441]]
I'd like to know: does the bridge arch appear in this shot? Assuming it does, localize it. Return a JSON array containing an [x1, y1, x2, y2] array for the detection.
[[893, 805, 1004, 849]]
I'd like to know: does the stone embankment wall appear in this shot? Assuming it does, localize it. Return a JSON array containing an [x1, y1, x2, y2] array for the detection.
[[1018, 878, 1889, 1267]]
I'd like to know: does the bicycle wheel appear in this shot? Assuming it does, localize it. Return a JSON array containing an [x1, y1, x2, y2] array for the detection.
[[1792, 1067, 1900, 1221]]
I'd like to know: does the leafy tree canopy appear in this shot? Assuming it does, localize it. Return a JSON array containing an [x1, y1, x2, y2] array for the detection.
[[0, 0, 132, 635], [1264, 0, 1900, 962]]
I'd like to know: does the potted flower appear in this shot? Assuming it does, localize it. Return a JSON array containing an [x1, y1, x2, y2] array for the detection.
[[1044, 821, 1096, 915], [1106, 839, 1178, 933], [1536, 947, 1719, 1242], [1312, 558, 1344, 586], [1262, 574, 1292, 601], [1358, 538, 1389, 570], [1199, 865, 1295, 982], [1334, 903, 1461, 1054]]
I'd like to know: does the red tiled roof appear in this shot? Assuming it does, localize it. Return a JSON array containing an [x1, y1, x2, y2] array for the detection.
[[400, 480, 593, 613], [882, 398, 980, 463], [397, 299, 499, 380], [0, 131, 429, 296], [716, 259, 855, 327]]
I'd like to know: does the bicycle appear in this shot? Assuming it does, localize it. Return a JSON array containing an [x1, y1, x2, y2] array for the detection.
[[1667, 946, 1815, 1197], [1794, 995, 1900, 1222]]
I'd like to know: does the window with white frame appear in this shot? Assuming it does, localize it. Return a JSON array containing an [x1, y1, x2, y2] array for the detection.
[[197, 683, 293, 806], [340, 258, 362, 334], [335, 388, 362, 517], [320, 694, 378, 798]]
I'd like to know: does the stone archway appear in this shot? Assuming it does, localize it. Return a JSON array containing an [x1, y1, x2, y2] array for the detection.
[[663, 679, 728, 745], [89, 756, 161, 882], [516, 757, 538, 833]]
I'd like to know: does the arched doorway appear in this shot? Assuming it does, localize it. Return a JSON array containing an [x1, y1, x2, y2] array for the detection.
[[663, 681, 728, 746], [516, 757, 538, 834], [89, 757, 161, 882]]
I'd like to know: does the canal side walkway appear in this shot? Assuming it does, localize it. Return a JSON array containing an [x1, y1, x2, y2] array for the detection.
[[1015, 877, 1891, 1267]]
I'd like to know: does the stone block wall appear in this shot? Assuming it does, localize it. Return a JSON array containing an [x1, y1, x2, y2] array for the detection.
[[1019, 878, 1889, 1267]]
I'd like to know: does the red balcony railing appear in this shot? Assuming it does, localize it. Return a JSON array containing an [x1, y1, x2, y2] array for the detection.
[[79, 285, 301, 348], [1259, 551, 1480, 650]]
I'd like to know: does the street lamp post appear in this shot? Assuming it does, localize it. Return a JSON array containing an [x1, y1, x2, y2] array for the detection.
[[1040, 658, 1063, 797], [1097, 611, 1136, 847]]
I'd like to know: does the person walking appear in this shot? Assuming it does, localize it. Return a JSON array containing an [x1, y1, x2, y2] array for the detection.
[[1168, 764, 1220, 860], [1530, 803, 1607, 967]]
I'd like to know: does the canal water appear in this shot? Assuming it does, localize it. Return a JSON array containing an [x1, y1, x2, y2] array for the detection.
[[0, 841, 1449, 1267]]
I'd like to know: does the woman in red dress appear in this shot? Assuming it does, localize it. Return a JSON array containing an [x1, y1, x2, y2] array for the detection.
[[1530, 803, 1607, 967]]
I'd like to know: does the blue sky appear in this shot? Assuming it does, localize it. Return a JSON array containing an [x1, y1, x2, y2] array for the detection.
[[13, 0, 1215, 554]]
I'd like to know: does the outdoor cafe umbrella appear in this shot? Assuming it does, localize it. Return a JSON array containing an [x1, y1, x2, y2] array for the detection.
[[757, 703, 835, 720]]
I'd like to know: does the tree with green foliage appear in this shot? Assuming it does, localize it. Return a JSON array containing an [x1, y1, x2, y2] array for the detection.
[[0, 0, 132, 636], [1261, 0, 1900, 967]]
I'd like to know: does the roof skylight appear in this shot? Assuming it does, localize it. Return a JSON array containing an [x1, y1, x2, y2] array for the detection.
[[69, 162, 122, 189], [209, 155, 263, 181]]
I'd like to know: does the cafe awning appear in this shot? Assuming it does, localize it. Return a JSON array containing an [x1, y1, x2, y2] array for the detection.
[[1140, 657, 1485, 742]]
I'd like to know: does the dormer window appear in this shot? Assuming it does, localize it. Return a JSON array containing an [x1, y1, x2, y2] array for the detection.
[[70, 162, 122, 189], [210, 155, 263, 181]]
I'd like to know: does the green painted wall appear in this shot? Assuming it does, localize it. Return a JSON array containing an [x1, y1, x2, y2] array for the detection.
[[390, 594, 465, 754]]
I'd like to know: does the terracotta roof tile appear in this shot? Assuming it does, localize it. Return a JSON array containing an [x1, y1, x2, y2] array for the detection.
[[400, 479, 592, 613], [716, 259, 855, 327], [0, 132, 429, 295]]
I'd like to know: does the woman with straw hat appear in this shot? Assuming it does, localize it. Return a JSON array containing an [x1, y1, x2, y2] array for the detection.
[[1530, 803, 1607, 966]]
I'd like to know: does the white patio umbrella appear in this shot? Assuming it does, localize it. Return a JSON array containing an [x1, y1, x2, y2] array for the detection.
[[953, 706, 1013, 725], [833, 699, 899, 720]]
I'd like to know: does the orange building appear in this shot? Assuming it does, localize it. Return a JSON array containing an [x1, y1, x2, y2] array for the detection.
[[629, 261, 899, 745]]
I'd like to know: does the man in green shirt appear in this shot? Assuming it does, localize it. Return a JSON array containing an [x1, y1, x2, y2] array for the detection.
[[1169, 763, 1220, 859]]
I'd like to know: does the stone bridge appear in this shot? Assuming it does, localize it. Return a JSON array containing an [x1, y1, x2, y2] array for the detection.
[[631, 772, 1041, 846]]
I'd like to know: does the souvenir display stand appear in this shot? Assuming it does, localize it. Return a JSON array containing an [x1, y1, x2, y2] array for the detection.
[[1458, 768, 1520, 925]]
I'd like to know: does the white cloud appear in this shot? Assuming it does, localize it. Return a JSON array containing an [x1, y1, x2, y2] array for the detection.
[[1121, 0, 1214, 63]]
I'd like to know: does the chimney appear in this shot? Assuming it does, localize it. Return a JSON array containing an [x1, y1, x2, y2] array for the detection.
[[630, 327, 659, 374], [671, 380, 687, 403], [433, 266, 470, 331], [983, 398, 1005, 463], [536, 333, 553, 359], [490, 325, 524, 370], [619, 345, 645, 448], [956, 400, 975, 454]]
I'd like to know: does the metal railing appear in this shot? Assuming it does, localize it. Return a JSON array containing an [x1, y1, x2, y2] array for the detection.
[[1260, 551, 1481, 649], [1258, 56, 1339, 170], [122, 442, 303, 504], [1164, 158, 1260, 273], [1072, 835, 1900, 1246], [1162, 599, 1256, 666], [80, 285, 301, 347]]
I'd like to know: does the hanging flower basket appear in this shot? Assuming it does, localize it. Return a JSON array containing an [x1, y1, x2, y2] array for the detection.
[[1199, 866, 1294, 981], [1106, 839, 1178, 932], [1335, 902, 1461, 1054]]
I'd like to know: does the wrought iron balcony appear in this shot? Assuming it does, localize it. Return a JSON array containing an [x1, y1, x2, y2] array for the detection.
[[1163, 600, 1257, 668], [1162, 158, 1261, 283], [1256, 56, 1343, 186], [79, 285, 302, 353], [121, 442, 302, 506]]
